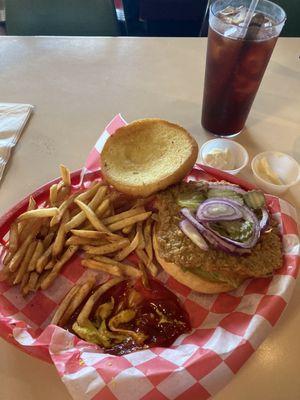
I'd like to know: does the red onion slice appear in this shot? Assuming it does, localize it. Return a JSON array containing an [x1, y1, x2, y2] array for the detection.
[[203, 204, 260, 249], [179, 219, 209, 251], [260, 208, 269, 232], [181, 208, 250, 255], [197, 198, 243, 221], [208, 182, 246, 195]]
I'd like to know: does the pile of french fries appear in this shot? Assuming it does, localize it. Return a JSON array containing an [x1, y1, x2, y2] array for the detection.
[[0, 165, 158, 296]]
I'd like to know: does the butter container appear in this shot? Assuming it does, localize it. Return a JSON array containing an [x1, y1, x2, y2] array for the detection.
[[200, 138, 249, 175], [251, 151, 300, 195]]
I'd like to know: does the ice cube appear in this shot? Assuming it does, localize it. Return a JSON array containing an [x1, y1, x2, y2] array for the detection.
[[224, 26, 239, 37], [219, 5, 244, 16], [218, 5, 247, 26], [263, 17, 273, 28]]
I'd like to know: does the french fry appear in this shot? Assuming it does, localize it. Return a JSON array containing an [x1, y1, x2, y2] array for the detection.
[[18, 219, 42, 245], [75, 199, 110, 232], [122, 225, 133, 235], [70, 229, 108, 239], [128, 226, 136, 242], [83, 255, 120, 264], [23, 271, 39, 295], [14, 241, 37, 284], [8, 222, 18, 253], [8, 234, 35, 272], [56, 180, 65, 192], [144, 218, 153, 263], [20, 271, 30, 294], [52, 210, 69, 257], [50, 192, 82, 227], [44, 260, 55, 270], [102, 207, 112, 218], [102, 207, 145, 225], [58, 276, 96, 327], [136, 248, 158, 277], [119, 264, 141, 278], [42, 232, 55, 249], [65, 236, 105, 246], [82, 259, 122, 276], [138, 261, 150, 289], [18, 196, 37, 234], [36, 270, 51, 290], [3, 250, 13, 266], [65, 186, 107, 231], [109, 204, 115, 216], [28, 196, 37, 210], [49, 184, 58, 206], [83, 239, 129, 255], [17, 208, 59, 222], [107, 212, 152, 232], [70, 207, 80, 219], [36, 244, 54, 273], [81, 220, 92, 230], [95, 198, 111, 218], [86, 186, 108, 209], [40, 245, 78, 290], [137, 222, 145, 249], [56, 185, 71, 205], [60, 164, 71, 187], [71, 229, 123, 242], [76, 181, 101, 202], [51, 285, 81, 325], [114, 231, 139, 261], [40, 219, 50, 237], [84, 256, 142, 278], [77, 277, 123, 326], [28, 240, 44, 272]]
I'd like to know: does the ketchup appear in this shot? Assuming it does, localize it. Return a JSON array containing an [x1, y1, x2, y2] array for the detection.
[[65, 278, 191, 356]]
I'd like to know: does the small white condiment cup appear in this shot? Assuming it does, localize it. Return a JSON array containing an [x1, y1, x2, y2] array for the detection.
[[251, 151, 300, 195], [200, 138, 249, 175]]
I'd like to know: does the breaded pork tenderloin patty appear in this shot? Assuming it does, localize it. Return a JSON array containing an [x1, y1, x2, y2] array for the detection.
[[101, 119, 198, 197], [153, 182, 283, 294]]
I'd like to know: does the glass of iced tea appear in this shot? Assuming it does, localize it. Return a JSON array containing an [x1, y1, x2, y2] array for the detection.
[[201, 0, 286, 137]]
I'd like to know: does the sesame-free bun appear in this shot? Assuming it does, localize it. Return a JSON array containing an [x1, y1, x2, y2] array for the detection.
[[101, 119, 198, 197], [153, 231, 234, 294]]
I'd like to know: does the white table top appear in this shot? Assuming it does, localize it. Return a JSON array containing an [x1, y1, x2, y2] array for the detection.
[[0, 36, 299, 400]]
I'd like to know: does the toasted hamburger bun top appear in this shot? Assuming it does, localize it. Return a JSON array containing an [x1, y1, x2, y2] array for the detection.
[[153, 231, 234, 294], [101, 118, 198, 197]]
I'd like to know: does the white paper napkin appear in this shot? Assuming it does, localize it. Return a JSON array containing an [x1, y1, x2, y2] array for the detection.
[[0, 103, 34, 182]]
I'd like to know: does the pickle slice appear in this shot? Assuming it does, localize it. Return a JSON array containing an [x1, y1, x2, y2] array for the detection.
[[209, 220, 254, 242], [243, 190, 266, 210]]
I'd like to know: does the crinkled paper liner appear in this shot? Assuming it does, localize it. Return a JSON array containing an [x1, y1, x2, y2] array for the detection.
[[0, 115, 299, 400]]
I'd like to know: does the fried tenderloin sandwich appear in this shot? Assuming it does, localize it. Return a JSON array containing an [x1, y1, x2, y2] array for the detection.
[[153, 180, 282, 293], [101, 118, 283, 294]]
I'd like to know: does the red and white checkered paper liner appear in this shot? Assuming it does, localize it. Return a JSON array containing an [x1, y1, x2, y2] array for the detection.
[[0, 114, 299, 400]]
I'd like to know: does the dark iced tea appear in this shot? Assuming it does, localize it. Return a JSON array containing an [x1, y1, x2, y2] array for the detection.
[[201, 1, 286, 136]]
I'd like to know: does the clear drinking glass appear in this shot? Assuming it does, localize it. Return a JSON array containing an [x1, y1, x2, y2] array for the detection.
[[201, 0, 286, 137]]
